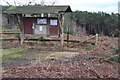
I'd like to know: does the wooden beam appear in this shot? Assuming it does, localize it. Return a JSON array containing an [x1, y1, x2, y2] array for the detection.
[[95, 34, 98, 45], [0, 32, 20, 34], [70, 35, 97, 48], [58, 13, 64, 47], [15, 14, 24, 45], [1, 38, 82, 42], [61, 26, 64, 46], [0, 38, 19, 41], [67, 26, 70, 45]]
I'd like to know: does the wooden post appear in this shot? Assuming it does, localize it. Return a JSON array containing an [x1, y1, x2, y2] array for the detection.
[[67, 26, 69, 45], [20, 17, 24, 46], [15, 14, 24, 45], [61, 26, 64, 46], [58, 13, 64, 47], [61, 14, 64, 47], [0, 6, 2, 80], [95, 34, 98, 45], [20, 30, 24, 45]]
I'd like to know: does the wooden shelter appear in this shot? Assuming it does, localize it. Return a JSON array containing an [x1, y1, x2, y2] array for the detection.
[[4, 5, 72, 36], [4, 5, 72, 45]]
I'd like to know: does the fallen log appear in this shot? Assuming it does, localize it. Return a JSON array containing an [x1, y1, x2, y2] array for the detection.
[[70, 35, 96, 48]]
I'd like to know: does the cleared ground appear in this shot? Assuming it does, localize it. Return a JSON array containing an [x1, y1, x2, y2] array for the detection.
[[2, 34, 119, 78]]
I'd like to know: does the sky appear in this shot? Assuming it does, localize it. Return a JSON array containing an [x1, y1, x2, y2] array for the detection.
[[0, 0, 119, 13]]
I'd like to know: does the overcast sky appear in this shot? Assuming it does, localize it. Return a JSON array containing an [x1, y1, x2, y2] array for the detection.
[[0, 0, 119, 13]]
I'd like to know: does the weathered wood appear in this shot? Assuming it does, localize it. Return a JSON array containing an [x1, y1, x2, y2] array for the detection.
[[67, 27, 70, 44], [61, 14, 64, 47], [20, 30, 24, 45], [25, 39, 81, 42], [15, 14, 23, 32], [95, 34, 98, 45], [61, 26, 64, 46], [0, 38, 19, 41], [70, 35, 96, 48], [1, 38, 81, 42], [0, 32, 20, 34], [15, 14, 24, 45], [58, 13, 64, 47]]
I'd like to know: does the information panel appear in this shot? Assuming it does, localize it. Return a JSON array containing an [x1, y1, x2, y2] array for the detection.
[[50, 20, 58, 26], [37, 19, 47, 24]]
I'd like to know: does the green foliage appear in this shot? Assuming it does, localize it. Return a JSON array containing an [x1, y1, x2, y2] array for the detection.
[[64, 28, 74, 35], [15, 34, 20, 39], [9, 53, 22, 58], [86, 45, 95, 51], [41, 42, 55, 46], [38, 36, 44, 42], [41, 42, 47, 46], [111, 46, 120, 55], [2, 47, 26, 56], [2, 24, 11, 30], [106, 55, 120, 63], [7, 6, 17, 10], [71, 11, 118, 37], [48, 43, 55, 46]]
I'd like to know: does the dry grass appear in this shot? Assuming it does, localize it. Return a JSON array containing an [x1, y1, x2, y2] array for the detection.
[[45, 52, 79, 60]]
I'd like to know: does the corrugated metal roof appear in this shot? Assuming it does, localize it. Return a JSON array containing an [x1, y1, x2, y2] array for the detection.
[[4, 5, 72, 14]]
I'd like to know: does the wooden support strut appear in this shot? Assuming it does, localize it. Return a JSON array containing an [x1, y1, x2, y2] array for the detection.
[[70, 35, 98, 48], [15, 14, 24, 45], [58, 13, 64, 47], [95, 34, 98, 45]]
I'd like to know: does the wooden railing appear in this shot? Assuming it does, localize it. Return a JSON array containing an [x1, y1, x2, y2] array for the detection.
[[1, 32, 98, 47]]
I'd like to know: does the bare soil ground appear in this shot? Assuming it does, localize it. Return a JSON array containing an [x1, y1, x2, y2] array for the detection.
[[2, 34, 119, 78]]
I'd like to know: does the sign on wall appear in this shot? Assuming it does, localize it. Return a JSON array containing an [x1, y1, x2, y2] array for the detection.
[[37, 19, 47, 24], [39, 26, 43, 31], [50, 20, 58, 26], [34, 25, 47, 35]]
